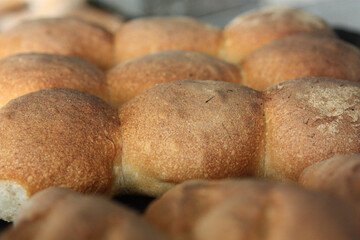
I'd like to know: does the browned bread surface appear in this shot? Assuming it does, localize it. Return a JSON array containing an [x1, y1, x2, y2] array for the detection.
[[264, 78, 360, 181], [222, 7, 335, 64], [0, 53, 108, 108], [241, 33, 360, 90], [145, 180, 360, 240], [299, 154, 360, 204], [0, 18, 114, 69], [107, 50, 242, 106], [119, 80, 265, 196], [114, 17, 222, 63], [0, 188, 168, 240], [0, 88, 121, 221]]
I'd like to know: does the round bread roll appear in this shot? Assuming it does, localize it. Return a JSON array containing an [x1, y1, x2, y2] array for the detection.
[[114, 17, 222, 63], [0, 53, 108, 108], [222, 6, 335, 64], [241, 33, 360, 90], [119, 80, 265, 196], [107, 50, 242, 106], [264, 77, 360, 182], [0, 18, 114, 69], [0, 188, 168, 240], [145, 179, 360, 240], [0, 88, 122, 222], [299, 154, 360, 205]]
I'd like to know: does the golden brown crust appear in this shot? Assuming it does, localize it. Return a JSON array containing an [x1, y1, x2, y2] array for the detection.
[[145, 179, 360, 240], [119, 80, 265, 196], [299, 154, 360, 204], [0, 18, 114, 69], [0, 88, 121, 196], [107, 50, 242, 106], [114, 17, 222, 63], [222, 7, 336, 64], [241, 33, 360, 90], [0, 188, 168, 240], [264, 78, 360, 182], [0, 53, 108, 108]]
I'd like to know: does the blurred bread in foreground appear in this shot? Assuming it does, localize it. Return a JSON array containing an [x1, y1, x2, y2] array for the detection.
[[0, 88, 121, 221], [114, 17, 222, 63], [0, 188, 168, 240], [0, 18, 114, 69], [145, 179, 360, 240], [222, 6, 336, 64], [107, 50, 242, 106], [0, 53, 108, 108], [299, 154, 360, 205], [241, 33, 360, 90]]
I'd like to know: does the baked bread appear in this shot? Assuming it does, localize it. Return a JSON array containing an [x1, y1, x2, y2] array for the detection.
[[222, 6, 335, 64], [299, 154, 360, 205], [264, 77, 360, 181], [241, 33, 360, 90], [114, 16, 222, 63], [107, 50, 242, 106], [144, 179, 360, 240], [0, 88, 122, 222], [0, 188, 168, 240], [0, 18, 114, 69], [0, 53, 108, 108], [119, 80, 265, 196]]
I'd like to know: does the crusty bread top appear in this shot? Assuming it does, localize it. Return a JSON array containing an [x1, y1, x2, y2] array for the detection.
[[145, 179, 360, 240], [264, 77, 360, 181], [0, 17, 114, 69], [241, 33, 360, 90], [299, 154, 360, 204], [222, 7, 335, 64], [107, 50, 242, 106], [0, 53, 108, 108], [1, 188, 168, 240], [114, 17, 222, 63], [119, 80, 265, 196], [0, 88, 121, 196]]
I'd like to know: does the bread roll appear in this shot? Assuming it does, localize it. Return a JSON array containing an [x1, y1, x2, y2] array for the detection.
[[222, 7, 335, 64], [0, 188, 168, 240], [145, 179, 360, 240], [241, 33, 360, 90], [0, 53, 108, 108], [0, 88, 121, 221], [264, 77, 360, 181], [107, 50, 242, 106], [0, 18, 114, 69], [299, 154, 360, 204], [114, 17, 222, 63], [119, 80, 265, 196]]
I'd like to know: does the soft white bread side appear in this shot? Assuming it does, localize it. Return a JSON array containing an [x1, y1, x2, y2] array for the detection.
[[0, 188, 169, 240], [0, 88, 122, 222]]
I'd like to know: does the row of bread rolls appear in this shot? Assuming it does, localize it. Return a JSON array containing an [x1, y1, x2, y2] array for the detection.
[[1, 179, 359, 240], [1, 7, 360, 91], [1, 41, 359, 109], [1, 77, 360, 221]]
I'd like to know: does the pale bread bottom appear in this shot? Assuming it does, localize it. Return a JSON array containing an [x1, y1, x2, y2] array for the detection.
[[0, 181, 28, 222]]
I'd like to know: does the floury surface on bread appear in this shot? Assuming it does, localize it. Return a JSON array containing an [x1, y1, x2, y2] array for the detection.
[[0, 88, 122, 222], [144, 179, 360, 240], [0, 188, 168, 240], [107, 50, 242, 106], [0, 53, 109, 108]]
